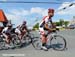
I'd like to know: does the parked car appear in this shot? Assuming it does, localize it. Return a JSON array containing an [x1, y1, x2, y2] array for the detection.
[[69, 24, 75, 29]]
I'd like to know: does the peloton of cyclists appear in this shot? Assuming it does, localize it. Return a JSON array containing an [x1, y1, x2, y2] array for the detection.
[[1, 8, 55, 50], [1, 20, 28, 47]]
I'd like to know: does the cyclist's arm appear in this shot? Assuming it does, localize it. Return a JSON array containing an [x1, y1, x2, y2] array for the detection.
[[25, 26, 30, 33], [50, 19, 55, 27], [44, 23, 49, 30], [44, 18, 55, 30], [44, 23, 56, 31]]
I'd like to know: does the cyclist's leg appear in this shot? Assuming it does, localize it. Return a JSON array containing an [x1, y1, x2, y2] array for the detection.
[[3, 33, 10, 44], [21, 29, 27, 37], [22, 29, 27, 34], [15, 28, 22, 40], [39, 28, 48, 50], [2, 33, 12, 47]]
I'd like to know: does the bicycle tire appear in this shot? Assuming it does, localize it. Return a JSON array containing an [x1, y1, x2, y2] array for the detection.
[[0, 35, 6, 50], [31, 36, 42, 50], [11, 34, 20, 45], [50, 35, 67, 51]]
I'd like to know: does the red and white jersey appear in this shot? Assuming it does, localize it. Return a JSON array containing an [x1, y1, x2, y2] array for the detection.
[[39, 16, 52, 28]]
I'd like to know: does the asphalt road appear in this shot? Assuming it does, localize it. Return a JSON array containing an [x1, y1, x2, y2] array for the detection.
[[0, 29, 75, 57]]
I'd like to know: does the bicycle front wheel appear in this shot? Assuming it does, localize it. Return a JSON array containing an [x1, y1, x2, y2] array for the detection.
[[11, 34, 20, 45], [50, 35, 67, 51]]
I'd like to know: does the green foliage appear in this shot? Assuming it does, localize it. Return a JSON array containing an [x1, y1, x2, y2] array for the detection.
[[59, 19, 64, 26], [54, 19, 69, 27], [33, 23, 39, 30], [64, 21, 69, 27], [55, 22, 60, 26]]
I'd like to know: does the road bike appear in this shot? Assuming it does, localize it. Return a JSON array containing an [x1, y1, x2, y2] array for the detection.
[[0, 33, 18, 50], [32, 30, 67, 51]]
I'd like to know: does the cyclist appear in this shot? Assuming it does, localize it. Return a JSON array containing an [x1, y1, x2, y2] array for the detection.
[[15, 21, 28, 42], [39, 8, 55, 51], [20, 21, 28, 36], [2, 23, 13, 47], [15, 25, 22, 43]]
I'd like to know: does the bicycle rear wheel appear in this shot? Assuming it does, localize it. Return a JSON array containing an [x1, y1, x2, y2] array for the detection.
[[0, 38, 9, 50], [32, 37, 42, 50], [0, 35, 6, 50], [50, 35, 67, 51]]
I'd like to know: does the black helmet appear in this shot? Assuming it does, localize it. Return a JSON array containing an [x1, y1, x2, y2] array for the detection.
[[23, 21, 26, 24]]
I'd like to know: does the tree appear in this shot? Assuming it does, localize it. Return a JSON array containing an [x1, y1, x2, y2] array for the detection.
[[59, 19, 64, 26], [54, 22, 60, 26], [64, 21, 69, 27], [73, 16, 75, 19], [33, 23, 39, 30]]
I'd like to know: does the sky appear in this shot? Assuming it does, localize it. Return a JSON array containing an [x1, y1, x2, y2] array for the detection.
[[0, 0, 75, 28]]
